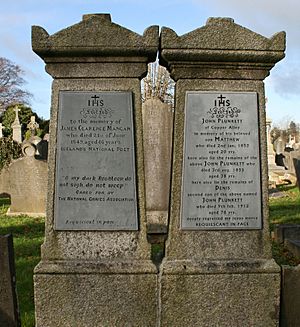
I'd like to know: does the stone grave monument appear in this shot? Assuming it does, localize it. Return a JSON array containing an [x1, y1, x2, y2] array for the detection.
[[32, 14, 159, 326], [159, 18, 285, 326], [27, 115, 39, 136]]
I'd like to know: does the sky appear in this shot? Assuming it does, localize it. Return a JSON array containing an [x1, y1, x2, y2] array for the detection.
[[1, 0, 299, 127]]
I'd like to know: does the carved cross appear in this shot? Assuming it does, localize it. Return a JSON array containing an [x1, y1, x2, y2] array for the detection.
[[27, 116, 39, 136], [13, 106, 21, 124]]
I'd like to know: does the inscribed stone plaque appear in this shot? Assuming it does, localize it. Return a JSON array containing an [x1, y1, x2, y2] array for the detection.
[[55, 91, 138, 230], [181, 92, 262, 230]]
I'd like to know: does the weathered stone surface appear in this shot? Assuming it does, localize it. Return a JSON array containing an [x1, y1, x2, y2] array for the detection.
[[160, 18, 285, 81], [0, 235, 20, 327], [32, 15, 158, 81], [32, 14, 158, 60], [161, 259, 280, 327], [0, 157, 47, 216], [35, 262, 157, 327], [281, 265, 300, 327]]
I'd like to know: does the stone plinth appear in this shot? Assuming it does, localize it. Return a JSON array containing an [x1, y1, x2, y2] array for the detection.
[[159, 17, 285, 326], [32, 14, 159, 326]]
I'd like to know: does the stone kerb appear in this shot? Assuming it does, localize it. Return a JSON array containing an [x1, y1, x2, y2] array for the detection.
[[32, 14, 159, 327], [159, 17, 285, 327]]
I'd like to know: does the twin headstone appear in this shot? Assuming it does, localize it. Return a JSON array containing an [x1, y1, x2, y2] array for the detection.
[[32, 14, 285, 326]]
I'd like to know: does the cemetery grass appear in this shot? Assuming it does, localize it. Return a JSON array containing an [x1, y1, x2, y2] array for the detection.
[[0, 198, 44, 327], [269, 185, 300, 266]]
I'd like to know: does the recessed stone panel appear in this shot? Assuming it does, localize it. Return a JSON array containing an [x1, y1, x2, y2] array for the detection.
[[55, 91, 138, 230], [181, 91, 262, 230]]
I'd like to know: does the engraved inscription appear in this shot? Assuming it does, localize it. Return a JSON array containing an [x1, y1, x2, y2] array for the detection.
[[181, 92, 262, 230], [55, 91, 138, 230]]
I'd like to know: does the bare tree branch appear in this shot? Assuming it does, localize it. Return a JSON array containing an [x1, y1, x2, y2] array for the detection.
[[142, 61, 174, 106], [0, 57, 32, 114]]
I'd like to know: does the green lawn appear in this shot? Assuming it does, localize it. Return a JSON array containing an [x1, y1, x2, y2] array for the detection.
[[269, 185, 300, 228], [0, 186, 299, 326], [269, 185, 300, 266], [0, 198, 44, 327]]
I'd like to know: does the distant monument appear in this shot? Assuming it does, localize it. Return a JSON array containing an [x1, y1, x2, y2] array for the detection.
[[11, 106, 22, 143], [27, 116, 39, 136], [0, 123, 4, 138]]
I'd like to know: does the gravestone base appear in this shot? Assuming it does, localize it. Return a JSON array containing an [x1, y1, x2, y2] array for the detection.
[[34, 260, 157, 327], [160, 259, 280, 327], [6, 208, 45, 217]]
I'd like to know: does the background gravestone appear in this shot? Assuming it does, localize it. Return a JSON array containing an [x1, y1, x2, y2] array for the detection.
[[159, 17, 285, 326], [32, 14, 159, 327], [281, 265, 300, 327], [0, 156, 47, 216], [142, 98, 173, 239], [0, 235, 20, 327]]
